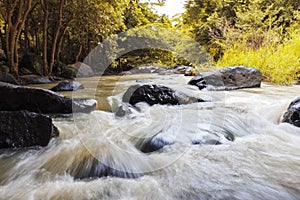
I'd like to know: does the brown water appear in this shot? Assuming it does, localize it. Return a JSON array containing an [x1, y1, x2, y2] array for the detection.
[[1, 74, 300, 200]]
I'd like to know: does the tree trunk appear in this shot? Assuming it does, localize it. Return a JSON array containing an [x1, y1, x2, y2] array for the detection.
[[40, 0, 49, 76], [3, 0, 33, 78], [56, 22, 71, 65], [75, 44, 83, 63], [48, 0, 64, 75]]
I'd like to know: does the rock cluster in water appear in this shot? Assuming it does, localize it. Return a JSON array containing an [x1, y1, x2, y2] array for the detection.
[[188, 66, 262, 91], [0, 82, 96, 149]]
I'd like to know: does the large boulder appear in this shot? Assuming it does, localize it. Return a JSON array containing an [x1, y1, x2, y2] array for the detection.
[[282, 96, 300, 127], [20, 75, 52, 84], [122, 84, 204, 106], [50, 80, 84, 92], [68, 62, 94, 77], [0, 73, 20, 85], [0, 110, 59, 149], [0, 82, 96, 114], [188, 66, 262, 91]]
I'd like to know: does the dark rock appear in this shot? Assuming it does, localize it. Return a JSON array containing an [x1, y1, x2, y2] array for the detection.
[[122, 84, 204, 106], [0, 82, 96, 114], [188, 66, 262, 91], [51, 81, 84, 92], [68, 62, 94, 77], [19, 54, 43, 75], [139, 137, 172, 153], [282, 96, 300, 127], [0, 73, 20, 85], [20, 75, 51, 84], [0, 110, 59, 149]]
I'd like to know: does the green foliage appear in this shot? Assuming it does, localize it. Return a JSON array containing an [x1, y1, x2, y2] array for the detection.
[[182, 0, 300, 83], [183, 0, 300, 61], [108, 22, 208, 69], [217, 29, 300, 84]]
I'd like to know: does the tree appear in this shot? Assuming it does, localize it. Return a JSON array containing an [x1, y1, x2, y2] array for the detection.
[[0, 0, 33, 77]]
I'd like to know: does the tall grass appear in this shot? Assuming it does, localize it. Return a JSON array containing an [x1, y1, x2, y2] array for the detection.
[[217, 30, 300, 84]]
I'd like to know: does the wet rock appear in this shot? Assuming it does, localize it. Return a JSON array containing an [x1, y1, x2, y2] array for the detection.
[[50, 80, 84, 92], [0, 82, 96, 114], [188, 66, 262, 91], [129, 66, 167, 74], [173, 66, 196, 76], [0, 110, 59, 149], [0, 73, 20, 85], [20, 75, 51, 84], [139, 137, 172, 153], [282, 96, 300, 127], [122, 84, 204, 106]]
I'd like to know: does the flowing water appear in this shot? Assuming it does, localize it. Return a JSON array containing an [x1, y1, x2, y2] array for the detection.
[[0, 74, 300, 200]]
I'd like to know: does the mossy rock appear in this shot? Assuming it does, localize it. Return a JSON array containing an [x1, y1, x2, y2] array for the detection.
[[60, 63, 78, 79], [19, 54, 43, 75]]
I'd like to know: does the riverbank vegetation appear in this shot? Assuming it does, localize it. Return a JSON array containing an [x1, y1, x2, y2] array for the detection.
[[0, 0, 299, 84], [182, 0, 300, 84]]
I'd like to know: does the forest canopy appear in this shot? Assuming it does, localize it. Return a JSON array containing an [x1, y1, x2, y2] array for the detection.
[[0, 0, 299, 83]]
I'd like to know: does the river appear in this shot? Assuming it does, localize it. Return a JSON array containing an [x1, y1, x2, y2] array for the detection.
[[0, 74, 300, 200]]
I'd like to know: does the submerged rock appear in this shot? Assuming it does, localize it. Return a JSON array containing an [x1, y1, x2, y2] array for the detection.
[[50, 80, 84, 92], [138, 137, 172, 153], [188, 66, 262, 91], [69, 157, 142, 180], [282, 96, 300, 127], [0, 82, 96, 114], [20, 75, 52, 84], [114, 103, 139, 117], [0, 72, 20, 85], [122, 84, 204, 106], [0, 110, 59, 149]]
